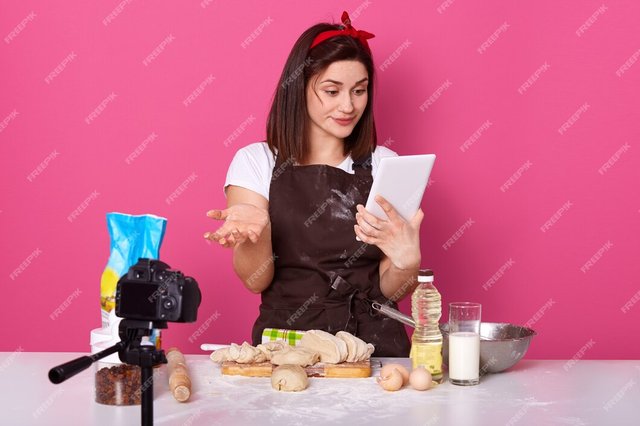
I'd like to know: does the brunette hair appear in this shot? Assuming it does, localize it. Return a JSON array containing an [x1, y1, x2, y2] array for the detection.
[[266, 21, 377, 163]]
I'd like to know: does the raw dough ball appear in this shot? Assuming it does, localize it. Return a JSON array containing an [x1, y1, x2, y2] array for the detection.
[[299, 330, 348, 363], [271, 365, 309, 392], [229, 342, 267, 364], [257, 341, 289, 361], [210, 347, 231, 363], [271, 347, 320, 367], [336, 331, 375, 362], [210, 342, 267, 364]]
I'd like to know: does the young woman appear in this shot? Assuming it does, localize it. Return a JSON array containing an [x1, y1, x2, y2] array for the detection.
[[204, 12, 423, 356]]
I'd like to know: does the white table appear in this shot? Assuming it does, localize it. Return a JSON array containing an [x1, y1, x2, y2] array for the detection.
[[2, 352, 638, 425]]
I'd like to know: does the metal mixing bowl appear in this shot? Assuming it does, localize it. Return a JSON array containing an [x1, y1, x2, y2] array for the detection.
[[440, 322, 536, 374]]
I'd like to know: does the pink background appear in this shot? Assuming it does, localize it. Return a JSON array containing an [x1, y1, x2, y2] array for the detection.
[[1, 1, 638, 359]]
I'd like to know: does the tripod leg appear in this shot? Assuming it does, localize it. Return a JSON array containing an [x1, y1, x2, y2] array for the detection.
[[141, 366, 153, 426]]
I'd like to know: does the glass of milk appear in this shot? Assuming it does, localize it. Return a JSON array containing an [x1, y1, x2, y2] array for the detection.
[[448, 302, 481, 386]]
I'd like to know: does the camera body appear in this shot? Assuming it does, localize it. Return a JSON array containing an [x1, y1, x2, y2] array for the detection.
[[115, 258, 201, 323]]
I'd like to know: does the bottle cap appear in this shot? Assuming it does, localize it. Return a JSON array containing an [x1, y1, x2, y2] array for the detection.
[[418, 269, 434, 282]]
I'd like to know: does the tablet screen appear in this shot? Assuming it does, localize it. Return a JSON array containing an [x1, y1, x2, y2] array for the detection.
[[364, 154, 436, 221]]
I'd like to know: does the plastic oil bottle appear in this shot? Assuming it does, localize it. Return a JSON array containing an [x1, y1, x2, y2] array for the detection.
[[410, 269, 443, 382]]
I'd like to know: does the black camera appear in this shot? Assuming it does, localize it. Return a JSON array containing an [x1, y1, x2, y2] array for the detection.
[[115, 258, 201, 323]]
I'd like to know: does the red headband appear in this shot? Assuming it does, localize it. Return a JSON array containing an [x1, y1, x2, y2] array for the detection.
[[310, 11, 375, 52]]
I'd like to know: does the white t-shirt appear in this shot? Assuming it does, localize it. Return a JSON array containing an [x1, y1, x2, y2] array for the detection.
[[224, 142, 398, 200]]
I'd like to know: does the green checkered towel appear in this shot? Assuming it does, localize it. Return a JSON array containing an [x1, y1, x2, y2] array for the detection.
[[261, 328, 306, 346]]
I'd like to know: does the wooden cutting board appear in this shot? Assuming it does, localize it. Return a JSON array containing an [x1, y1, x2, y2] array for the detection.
[[221, 359, 374, 378]]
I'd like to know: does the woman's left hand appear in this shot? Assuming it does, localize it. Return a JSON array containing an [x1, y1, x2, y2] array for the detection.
[[354, 195, 423, 270]]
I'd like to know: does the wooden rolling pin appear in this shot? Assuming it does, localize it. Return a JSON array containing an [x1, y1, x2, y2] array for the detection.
[[166, 347, 191, 402]]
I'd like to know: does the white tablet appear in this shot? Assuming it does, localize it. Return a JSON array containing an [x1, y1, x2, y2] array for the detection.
[[365, 154, 436, 221]]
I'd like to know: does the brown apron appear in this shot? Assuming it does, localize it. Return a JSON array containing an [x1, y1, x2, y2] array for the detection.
[[250, 152, 411, 357]]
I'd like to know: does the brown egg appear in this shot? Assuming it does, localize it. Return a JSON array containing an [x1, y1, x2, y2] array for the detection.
[[380, 363, 410, 385], [409, 366, 432, 391], [376, 367, 404, 391]]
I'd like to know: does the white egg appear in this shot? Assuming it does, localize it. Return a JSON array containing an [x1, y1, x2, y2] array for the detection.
[[380, 363, 410, 385], [409, 366, 432, 391], [376, 367, 404, 391]]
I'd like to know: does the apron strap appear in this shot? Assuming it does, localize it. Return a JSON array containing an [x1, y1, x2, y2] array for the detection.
[[328, 271, 378, 333], [352, 151, 373, 176]]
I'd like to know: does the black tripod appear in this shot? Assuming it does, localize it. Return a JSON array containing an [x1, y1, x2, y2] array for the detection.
[[49, 319, 168, 426]]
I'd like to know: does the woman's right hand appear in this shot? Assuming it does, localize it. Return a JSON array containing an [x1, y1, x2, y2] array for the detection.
[[204, 203, 270, 248]]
